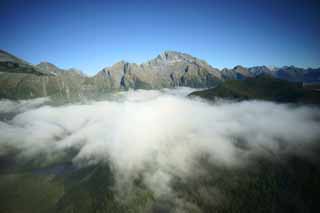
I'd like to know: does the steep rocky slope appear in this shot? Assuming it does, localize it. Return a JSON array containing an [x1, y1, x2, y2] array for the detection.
[[0, 50, 221, 100], [92, 51, 221, 91]]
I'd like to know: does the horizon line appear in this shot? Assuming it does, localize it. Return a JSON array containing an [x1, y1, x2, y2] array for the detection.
[[2, 48, 320, 75]]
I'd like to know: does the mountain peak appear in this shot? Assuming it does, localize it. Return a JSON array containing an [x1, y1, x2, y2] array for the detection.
[[157, 50, 194, 61], [233, 65, 246, 70], [38, 61, 58, 67], [266, 65, 277, 71], [37, 61, 60, 69], [36, 62, 62, 75]]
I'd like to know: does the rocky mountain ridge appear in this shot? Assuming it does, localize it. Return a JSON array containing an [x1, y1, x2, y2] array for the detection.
[[0, 49, 319, 100], [0, 50, 55, 76], [222, 65, 320, 83], [93, 51, 221, 91]]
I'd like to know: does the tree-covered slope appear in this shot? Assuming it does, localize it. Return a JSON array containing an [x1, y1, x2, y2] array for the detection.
[[189, 75, 320, 104], [1, 142, 320, 213]]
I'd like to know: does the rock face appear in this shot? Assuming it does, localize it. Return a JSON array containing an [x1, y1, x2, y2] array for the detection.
[[0, 50, 221, 100], [92, 51, 221, 92]]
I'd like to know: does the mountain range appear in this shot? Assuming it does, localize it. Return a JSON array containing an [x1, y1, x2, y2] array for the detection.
[[0, 49, 319, 100]]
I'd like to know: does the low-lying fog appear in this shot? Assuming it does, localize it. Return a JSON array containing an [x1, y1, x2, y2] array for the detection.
[[1, 88, 320, 195]]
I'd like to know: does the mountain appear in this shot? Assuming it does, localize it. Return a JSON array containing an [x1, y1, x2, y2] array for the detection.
[[0, 50, 55, 76], [0, 61, 88, 100], [189, 75, 320, 104], [1, 49, 320, 100], [221, 65, 254, 80], [222, 65, 320, 83], [92, 51, 221, 91], [0, 50, 221, 100]]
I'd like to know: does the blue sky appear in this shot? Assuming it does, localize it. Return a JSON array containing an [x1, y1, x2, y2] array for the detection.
[[0, 0, 319, 74]]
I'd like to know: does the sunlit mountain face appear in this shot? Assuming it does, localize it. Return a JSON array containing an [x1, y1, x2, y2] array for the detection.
[[1, 88, 320, 213]]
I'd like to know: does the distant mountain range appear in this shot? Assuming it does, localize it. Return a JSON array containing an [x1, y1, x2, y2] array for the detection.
[[221, 65, 320, 83], [0, 49, 319, 100]]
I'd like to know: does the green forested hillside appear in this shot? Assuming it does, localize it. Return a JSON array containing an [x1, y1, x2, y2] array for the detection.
[[189, 75, 320, 104], [1, 142, 320, 213]]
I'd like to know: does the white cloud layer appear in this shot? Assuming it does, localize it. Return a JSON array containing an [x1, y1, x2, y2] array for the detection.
[[0, 88, 320, 195], [0, 97, 50, 114]]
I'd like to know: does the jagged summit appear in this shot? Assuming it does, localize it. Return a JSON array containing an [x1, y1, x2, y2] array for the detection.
[[158, 50, 194, 61], [93, 50, 221, 91], [233, 65, 246, 69], [146, 50, 211, 68], [1, 49, 320, 100]]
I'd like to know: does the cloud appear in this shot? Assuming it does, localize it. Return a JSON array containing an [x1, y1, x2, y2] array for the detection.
[[0, 88, 320, 196], [0, 97, 50, 114]]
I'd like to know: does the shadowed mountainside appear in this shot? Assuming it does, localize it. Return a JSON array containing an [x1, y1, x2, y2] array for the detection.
[[189, 75, 320, 104]]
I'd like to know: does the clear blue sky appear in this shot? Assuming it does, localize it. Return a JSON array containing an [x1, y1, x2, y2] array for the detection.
[[0, 0, 319, 74]]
